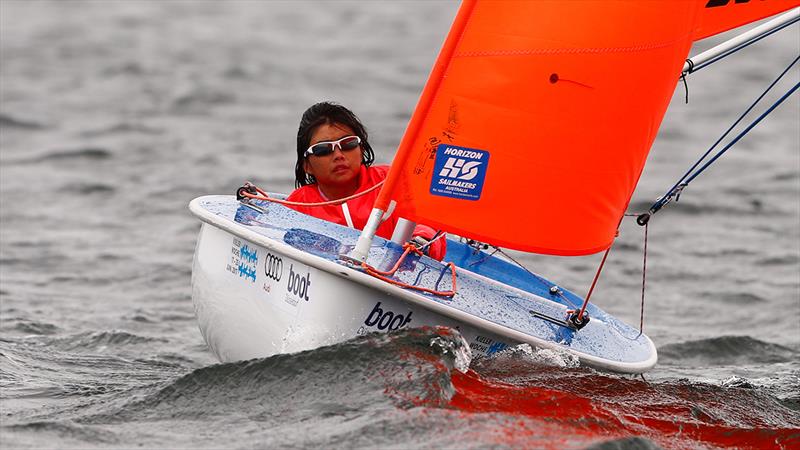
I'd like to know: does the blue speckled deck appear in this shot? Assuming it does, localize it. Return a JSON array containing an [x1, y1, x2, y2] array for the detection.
[[198, 195, 654, 367]]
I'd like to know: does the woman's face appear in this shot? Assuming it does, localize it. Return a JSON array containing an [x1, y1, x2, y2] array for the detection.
[[303, 122, 363, 194]]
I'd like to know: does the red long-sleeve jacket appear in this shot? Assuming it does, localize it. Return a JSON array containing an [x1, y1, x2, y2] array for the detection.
[[285, 165, 446, 260]]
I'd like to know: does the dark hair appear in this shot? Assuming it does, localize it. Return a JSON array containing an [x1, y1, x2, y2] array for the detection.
[[295, 102, 375, 187]]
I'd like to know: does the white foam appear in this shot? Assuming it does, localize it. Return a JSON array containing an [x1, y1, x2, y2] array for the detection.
[[499, 344, 581, 368], [429, 332, 473, 373]]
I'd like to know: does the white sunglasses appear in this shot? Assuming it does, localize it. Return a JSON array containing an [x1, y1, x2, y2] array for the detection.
[[305, 135, 361, 157]]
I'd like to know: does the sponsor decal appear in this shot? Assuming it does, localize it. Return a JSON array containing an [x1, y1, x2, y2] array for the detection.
[[705, 0, 756, 8], [226, 237, 257, 283], [264, 253, 283, 281], [487, 341, 509, 355], [285, 264, 311, 306], [430, 144, 489, 200], [470, 335, 508, 355], [262, 252, 283, 293], [237, 264, 256, 282], [361, 302, 413, 332], [240, 244, 258, 265]]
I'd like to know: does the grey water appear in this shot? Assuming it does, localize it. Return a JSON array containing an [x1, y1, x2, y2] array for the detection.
[[1, 1, 798, 448]]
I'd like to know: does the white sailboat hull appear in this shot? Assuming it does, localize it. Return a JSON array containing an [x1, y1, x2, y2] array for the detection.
[[190, 195, 657, 373]]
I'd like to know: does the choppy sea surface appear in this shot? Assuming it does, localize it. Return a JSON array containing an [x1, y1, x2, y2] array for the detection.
[[1, 1, 798, 449]]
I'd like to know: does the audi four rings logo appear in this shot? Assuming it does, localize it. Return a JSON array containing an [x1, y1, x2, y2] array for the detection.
[[264, 253, 283, 281]]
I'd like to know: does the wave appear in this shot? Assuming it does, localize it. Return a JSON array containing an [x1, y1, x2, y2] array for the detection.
[[45, 331, 168, 352], [4, 328, 797, 449], [2, 421, 119, 446], [83, 328, 469, 426], [0, 335, 187, 405], [699, 291, 767, 304], [6, 147, 115, 165], [79, 122, 165, 137], [757, 253, 800, 266], [585, 437, 663, 450], [0, 316, 61, 336], [39, 147, 113, 161], [100, 61, 147, 77], [772, 171, 799, 181], [658, 335, 797, 366], [687, 248, 757, 258], [169, 86, 236, 113], [121, 312, 156, 323], [61, 182, 117, 195], [11, 319, 60, 335], [0, 113, 46, 130]]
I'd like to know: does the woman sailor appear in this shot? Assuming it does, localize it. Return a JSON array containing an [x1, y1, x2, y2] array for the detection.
[[287, 102, 446, 260]]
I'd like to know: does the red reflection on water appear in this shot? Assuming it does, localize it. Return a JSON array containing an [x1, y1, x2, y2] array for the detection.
[[449, 369, 800, 449]]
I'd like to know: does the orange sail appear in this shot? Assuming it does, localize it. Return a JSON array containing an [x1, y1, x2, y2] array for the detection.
[[374, 0, 797, 256], [694, 0, 799, 40]]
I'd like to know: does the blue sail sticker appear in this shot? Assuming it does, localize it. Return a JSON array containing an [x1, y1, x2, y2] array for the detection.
[[430, 144, 490, 200]]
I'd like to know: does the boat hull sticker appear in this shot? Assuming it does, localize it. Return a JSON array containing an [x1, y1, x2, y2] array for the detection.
[[430, 144, 489, 200], [285, 263, 312, 306], [227, 237, 258, 283]]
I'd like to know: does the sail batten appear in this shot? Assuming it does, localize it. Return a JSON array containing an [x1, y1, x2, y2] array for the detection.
[[372, 0, 797, 256]]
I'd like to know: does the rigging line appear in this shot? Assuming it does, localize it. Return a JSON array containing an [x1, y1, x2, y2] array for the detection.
[[417, 230, 446, 253], [503, 295, 575, 331], [648, 55, 800, 215], [689, 16, 800, 74], [493, 248, 546, 283], [575, 247, 612, 323], [360, 242, 457, 297], [613, 217, 650, 342], [238, 180, 385, 207], [466, 244, 500, 268], [683, 80, 799, 186], [681, 73, 689, 104], [658, 55, 798, 207], [637, 221, 648, 338], [493, 247, 581, 310]]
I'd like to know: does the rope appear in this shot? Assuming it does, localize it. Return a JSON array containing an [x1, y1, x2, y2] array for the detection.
[[238, 180, 385, 207], [683, 81, 798, 185], [416, 230, 447, 253], [646, 55, 800, 219], [481, 246, 581, 310], [573, 246, 611, 323], [638, 221, 648, 337], [684, 58, 694, 74], [680, 73, 689, 104], [623, 212, 651, 338], [361, 243, 457, 297]]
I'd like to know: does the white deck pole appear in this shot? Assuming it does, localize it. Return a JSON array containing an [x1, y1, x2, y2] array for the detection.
[[684, 8, 799, 74], [351, 207, 384, 262], [390, 218, 416, 246]]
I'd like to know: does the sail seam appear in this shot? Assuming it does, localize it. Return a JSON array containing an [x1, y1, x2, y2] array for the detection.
[[454, 39, 688, 58]]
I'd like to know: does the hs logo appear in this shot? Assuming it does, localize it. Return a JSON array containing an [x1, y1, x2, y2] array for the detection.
[[439, 158, 482, 180]]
